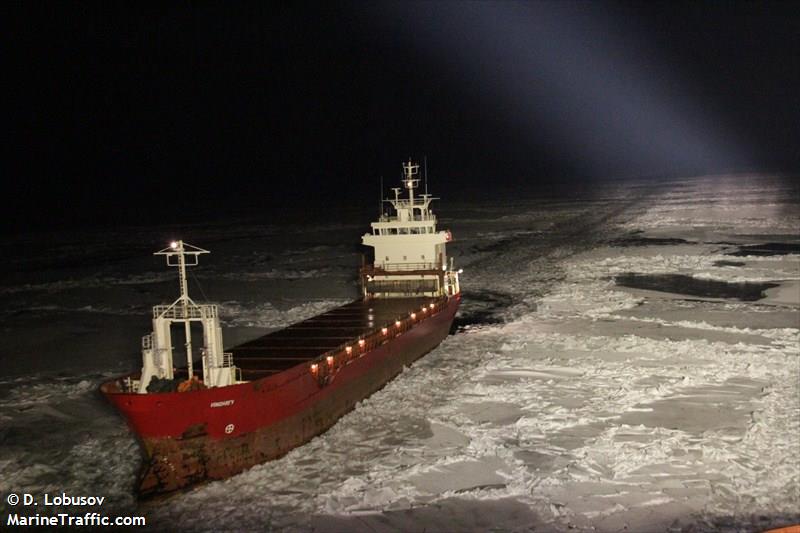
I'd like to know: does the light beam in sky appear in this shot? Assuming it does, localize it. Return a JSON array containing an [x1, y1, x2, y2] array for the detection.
[[371, 1, 753, 178]]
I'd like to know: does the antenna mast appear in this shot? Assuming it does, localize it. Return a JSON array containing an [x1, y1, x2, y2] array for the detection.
[[424, 156, 428, 195], [402, 158, 420, 206], [155, 240, 209, 379]]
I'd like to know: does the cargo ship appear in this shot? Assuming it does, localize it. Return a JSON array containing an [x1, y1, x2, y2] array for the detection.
[[101, 160, 461, 498]]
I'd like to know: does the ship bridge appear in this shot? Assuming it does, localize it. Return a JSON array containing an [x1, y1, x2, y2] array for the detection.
[[361, 160, 460, 298]]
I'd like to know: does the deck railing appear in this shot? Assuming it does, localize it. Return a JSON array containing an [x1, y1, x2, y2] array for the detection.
[[153, 303, 218, 320], [378, 212, 436, 223], [363, 262, 441, 274]]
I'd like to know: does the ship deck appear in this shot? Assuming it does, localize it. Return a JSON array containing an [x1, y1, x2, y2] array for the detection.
[[231, 297, 433, 379]]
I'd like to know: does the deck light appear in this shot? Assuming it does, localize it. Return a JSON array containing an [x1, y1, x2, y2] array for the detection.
[[327, 356, 335, 366], [345, 346, 352, 355], [382, 327, 388, 335], [395, 320, 402, 327], [411, 313, 416, 319], [310, 363, 319, 374], [358, 339, 365, 348]]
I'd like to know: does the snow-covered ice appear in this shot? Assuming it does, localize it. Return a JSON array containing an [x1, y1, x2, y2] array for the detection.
[[0, 174, 797, 531]]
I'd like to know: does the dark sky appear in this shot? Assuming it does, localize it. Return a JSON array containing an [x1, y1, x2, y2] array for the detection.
[[6, 1, 800, 231]]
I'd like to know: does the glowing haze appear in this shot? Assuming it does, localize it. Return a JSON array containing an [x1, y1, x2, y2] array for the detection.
[[372, 1, 752, 178]]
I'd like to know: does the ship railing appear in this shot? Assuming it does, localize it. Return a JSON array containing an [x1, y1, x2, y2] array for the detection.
[[153, 303, 218, 320], [307, 295, 449, 386], [142, 334, 173, 372], [367, 262, 440, 273], [378, 213, 437, 223], [142, 333, 154, 350], [367, 291, 441, 298], [201, 352, 242, 385], [388, 198, 436, 210], [201, 351, 235, 368], [141, 333, 166, 369], [123, 377, 138, 393]]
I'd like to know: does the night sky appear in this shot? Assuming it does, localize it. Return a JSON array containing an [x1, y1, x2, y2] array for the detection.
[[6, 1, 800, 232]]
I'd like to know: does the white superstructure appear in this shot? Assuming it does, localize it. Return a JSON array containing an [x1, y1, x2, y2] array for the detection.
[[361, 160, 461, 298], [138, 240, 239, 393]]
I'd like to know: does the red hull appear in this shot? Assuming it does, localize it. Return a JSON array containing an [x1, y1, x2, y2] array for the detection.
[[102, 294, 460, 497]]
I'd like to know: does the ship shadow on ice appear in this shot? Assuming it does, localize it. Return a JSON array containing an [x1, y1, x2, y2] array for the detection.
[[451, 289, 514, 331]]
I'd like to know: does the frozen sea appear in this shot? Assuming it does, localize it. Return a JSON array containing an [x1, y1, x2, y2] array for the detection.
[[0, 174, 798, 532]]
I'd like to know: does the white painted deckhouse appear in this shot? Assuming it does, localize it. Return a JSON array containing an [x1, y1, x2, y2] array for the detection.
[[361, 159, 461, 298]]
